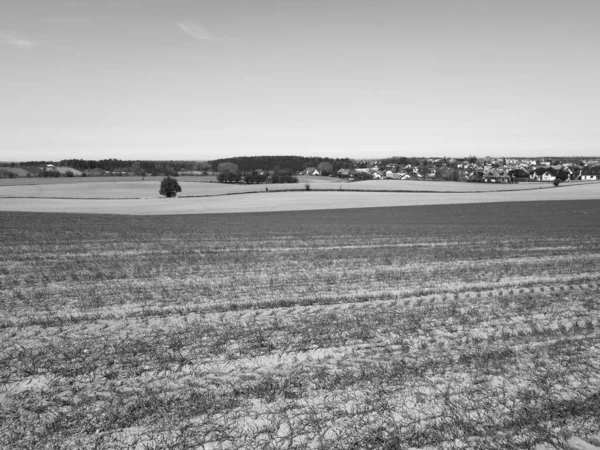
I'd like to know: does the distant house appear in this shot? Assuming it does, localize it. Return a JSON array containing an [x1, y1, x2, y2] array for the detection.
[[303, 167, 320, 176], [542, 172, 556, 182], [337, 168, 351, 178], [581, 165, 600, 181], [110, 167, 133, 176], [372, 171, 385, 180], [483, 169, 510, 183], [560, 167, 574, 180]]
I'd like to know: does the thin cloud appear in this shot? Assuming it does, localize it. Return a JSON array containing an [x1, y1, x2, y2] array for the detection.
[[175, 22, 218, 41], [0, 33, 35, 48]]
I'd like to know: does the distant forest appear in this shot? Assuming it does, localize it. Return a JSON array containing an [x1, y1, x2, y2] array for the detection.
[[18, 159, 197, 175], [208, 156, 355, 173], [16, 156, 357, 174]]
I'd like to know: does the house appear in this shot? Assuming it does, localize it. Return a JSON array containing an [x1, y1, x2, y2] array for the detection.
[[483, 169, 510, 183], [581, 165, 600, 180], [337, 168, 351, 178], [372, 171, 385, 180], [560, 167, 574, 180], [303, 167, 320, 176], [542, 171, 556, 182], [112, 167, 133, 176]]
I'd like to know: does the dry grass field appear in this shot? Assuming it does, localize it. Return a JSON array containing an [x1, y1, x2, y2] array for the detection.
[[1, 181, 600, 215], [0, 177, 576, 200], [1, 201, 599, 449]]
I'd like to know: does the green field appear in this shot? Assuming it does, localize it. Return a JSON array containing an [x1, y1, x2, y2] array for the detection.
[[1, 202, 599, 448]]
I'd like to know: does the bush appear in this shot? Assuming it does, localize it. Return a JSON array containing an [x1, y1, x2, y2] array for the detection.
[[243, 171, 268, 184], [270, 174, 298, 184], [159, 176, 182, 198], [217, 172, 242, 183], [353, 172, 373, 181], [65, 170, 74, 177]]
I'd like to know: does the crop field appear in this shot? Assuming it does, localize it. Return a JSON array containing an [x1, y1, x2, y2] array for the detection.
[[0, 178, 576, 200], [1, 182, 600, 215], [1, 201, 600, 449]]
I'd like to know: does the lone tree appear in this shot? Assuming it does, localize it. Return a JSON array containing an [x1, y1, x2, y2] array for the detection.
[[159, 176, 182, 197]]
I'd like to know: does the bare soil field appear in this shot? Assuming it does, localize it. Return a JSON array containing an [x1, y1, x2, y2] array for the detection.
[[1, 182, 600, 215], [1, 201, 599, 448]]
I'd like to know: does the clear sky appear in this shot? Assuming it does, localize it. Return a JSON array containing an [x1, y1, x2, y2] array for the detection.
[[1, 0, 599, 161]]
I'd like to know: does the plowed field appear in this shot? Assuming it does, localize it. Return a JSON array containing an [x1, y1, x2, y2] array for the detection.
[[1, 202, 599, 449]]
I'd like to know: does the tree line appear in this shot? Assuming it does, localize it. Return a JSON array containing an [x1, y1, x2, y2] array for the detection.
[[14, 156, 355, 176], [17, 159, 200, 175], [216, 163, 298, 184], [209, 156, 354, 174]]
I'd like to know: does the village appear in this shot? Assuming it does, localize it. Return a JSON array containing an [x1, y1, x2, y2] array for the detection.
[[2, 157, 600, 184], [302, 157, 600, 183]]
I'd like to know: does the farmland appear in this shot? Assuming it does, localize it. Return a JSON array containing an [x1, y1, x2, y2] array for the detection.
[[1, 179, 600, 215], [1, 201, 599, 449], [0, 177, 582, 198]]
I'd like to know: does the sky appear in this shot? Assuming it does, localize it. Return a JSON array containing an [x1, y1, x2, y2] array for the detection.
[[1, 0, 600, 161]]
